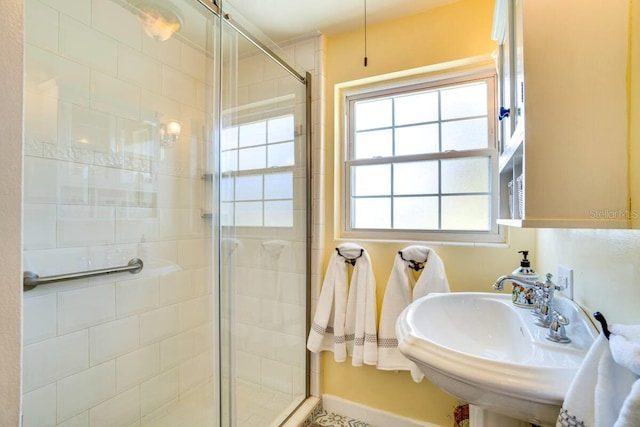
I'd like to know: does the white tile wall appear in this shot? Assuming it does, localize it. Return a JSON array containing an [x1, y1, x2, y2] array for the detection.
[[178, 295, 210, 331], [57, 361, 117, 422], [118, 45, 162, 92], [57, 205, 116, 247], [139, 305, 180, 345], [25, 0, 59, 53], [90, 316, 139, 366], [158, 269, 195, 305], [115, 207, 160, 243], [160, 330, 195, 370], [91, 0, 141, 51], [58, 284, 116, 334], [177, 239, 208, 269], [180, 43, 207, 82], [179, 351, 212, 394], [64, 104, 115, 153], [89, 385, 140, 427], [116, 344, 160, 392], [91, 71, 141, 120], [24, 89, 59, 144], [193, 323, 213, 354], [25, 44, 92, 107], [237, 55, 264, 86], [58, 412, 89, 427], [142, 34, 181, 66], [23, 293, 58, 345], [39, 0, 90, 24], [116, 276, 160, 318], [23, 330, 89, 392], [23, 383, 57, 427], [24, 203, 57, 250], [261, 358, 293, 395], [140, 368, 179, 416], [162, 65, 197, 107], [236, 351, 261, 384], [59, 15, 118, 76]]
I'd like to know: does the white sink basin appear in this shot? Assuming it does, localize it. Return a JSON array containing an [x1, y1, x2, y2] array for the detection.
[[396, 292, 598, 426]]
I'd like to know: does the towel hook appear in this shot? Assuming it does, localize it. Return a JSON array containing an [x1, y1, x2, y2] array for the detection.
[[593, 311, 611, 340], [398, 250, 427, 271], [336, 247, 363, 266]]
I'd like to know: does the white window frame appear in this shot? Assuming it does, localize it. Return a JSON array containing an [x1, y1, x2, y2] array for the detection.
[[340, 69, 503, 243]]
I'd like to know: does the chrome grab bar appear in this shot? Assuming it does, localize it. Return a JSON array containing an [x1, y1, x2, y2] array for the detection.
[[23, 258, 144, 291]]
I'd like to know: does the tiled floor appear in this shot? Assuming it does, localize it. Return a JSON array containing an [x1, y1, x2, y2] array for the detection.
[[309, 407, 371, 427]]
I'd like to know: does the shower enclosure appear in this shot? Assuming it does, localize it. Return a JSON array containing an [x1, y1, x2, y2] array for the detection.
[[21, 0, 310, 425]]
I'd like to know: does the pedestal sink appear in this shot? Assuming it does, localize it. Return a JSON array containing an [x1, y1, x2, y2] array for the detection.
[[396, 292, 598, 426]]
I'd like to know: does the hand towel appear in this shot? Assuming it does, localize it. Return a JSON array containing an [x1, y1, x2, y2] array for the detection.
[[306, 244, 350, 362], [377, 246, 449, 382], [557, 332, 638, 427], [345, 246, 377, 366], [610, 324, 640, 427]]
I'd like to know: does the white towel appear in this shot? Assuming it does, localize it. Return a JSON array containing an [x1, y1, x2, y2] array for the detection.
[[345, 247, 377, 366], [306, 244, 350, 362], [377, 245, 449, 382], [610, 324, 640, 427], [557, 332, 638, 427]]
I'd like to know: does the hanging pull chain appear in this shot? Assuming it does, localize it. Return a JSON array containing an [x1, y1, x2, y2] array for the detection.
[[363, 0, 368, 67]]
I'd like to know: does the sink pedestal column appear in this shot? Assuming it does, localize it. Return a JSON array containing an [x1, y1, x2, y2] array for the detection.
[[469, 405, 546, 427]]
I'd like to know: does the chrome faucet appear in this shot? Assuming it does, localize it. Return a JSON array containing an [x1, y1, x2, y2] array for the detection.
[[493, 274, 549, 321], [493, 273, 571, 343], [534, 273, 563, 327], [492, 275, 538, 292]]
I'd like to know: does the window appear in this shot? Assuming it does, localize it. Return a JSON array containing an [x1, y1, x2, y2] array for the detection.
[[221, 114, 295, 228], [343, 71, 501, 242]]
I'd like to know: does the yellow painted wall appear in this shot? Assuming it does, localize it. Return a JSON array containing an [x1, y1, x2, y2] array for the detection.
[[322, 0, 538, 424]]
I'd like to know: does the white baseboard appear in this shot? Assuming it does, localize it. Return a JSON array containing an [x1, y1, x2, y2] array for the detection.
[[322, 394, 441, 427]]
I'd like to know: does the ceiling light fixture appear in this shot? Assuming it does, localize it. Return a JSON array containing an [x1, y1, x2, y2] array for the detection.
[[134, 1, 183, 41]]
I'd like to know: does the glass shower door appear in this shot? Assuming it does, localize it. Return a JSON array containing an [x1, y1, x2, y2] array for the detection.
[[219, 18, 309, 427], [22, 0, 219, 425]]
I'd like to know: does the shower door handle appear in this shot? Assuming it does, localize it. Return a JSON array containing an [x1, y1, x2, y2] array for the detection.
[[23, 258, 144, 291]]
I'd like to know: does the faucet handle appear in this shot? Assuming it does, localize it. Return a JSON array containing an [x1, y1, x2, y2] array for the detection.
[[541, 273, 565, 296], [552, 310, 569, 325], [535, 303, 552, 327], [544, 273, 565, 291], [546, 310, 571, 343]]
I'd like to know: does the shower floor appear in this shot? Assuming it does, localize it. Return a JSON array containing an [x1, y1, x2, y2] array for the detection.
[[137, 380, 301, 427]]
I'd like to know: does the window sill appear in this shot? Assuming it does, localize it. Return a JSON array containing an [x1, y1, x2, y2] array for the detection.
[[333, 235, 508, 249]]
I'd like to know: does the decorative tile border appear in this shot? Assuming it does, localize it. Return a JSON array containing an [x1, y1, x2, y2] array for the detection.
[[24, 139, 204, 178]]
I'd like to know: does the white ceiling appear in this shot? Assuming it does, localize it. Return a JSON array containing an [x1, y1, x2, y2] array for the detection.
[[223, 0, 461, 42]]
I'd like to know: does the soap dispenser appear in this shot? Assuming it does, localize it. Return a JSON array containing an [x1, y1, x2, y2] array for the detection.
[[510, 250, 539, 307]]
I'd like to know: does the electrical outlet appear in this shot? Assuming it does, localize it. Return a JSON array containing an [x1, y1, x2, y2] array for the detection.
[[557, 265, 574, 300]]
